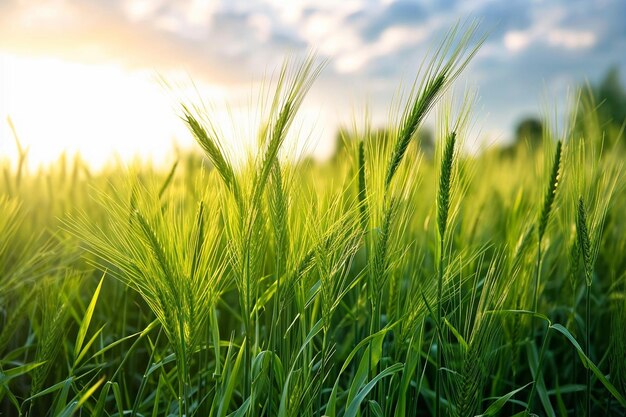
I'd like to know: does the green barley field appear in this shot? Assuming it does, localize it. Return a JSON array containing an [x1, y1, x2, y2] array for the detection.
[[1, 27, 625, 417]]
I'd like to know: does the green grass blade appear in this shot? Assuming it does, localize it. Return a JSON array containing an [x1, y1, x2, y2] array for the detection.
[[478, 382, 533, 416], [344, 363, 403, 417], [551, 324, 626, 406], [74, 274, 105, 363]]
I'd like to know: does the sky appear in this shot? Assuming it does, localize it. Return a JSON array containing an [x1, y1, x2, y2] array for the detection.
[[0, 0, 625, 168]]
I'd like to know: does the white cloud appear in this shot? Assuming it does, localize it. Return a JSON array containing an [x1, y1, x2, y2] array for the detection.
[[503, 31, 531, 52], [247, 13, 272, 42], [0, 1, 251, 84], [295, 5, 364, 57], [180, 0, 216, 26], [502, 6, 596, 53], [547, 29, 595, 49], [335, 25, 430, 73], [123, 0, 163, 21]]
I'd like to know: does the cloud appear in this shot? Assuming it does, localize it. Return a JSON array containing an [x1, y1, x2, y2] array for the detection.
[[357, 0, 428, 42], [547, 29, 595, 49], [335, 25, 431, 73], [502, 5, 597, 53], [503, 31, 531, 52], [0, 0, 625, 149], [504, 27, 596, 52], [0, 0, 307, 85], [0, 1, 245, 83]]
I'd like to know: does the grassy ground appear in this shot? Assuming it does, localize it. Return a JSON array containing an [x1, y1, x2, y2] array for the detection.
[[1, 26, 625, 417]]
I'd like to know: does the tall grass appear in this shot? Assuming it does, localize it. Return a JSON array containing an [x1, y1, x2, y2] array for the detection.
[[69, 179, 228, 416], [1, 23, 625, 417]]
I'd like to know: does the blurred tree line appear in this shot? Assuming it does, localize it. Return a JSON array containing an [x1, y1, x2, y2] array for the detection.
[[499, 66, 626, 155], [333, 125, 435, 162], [587, 66, 626, 132], [331, 66, 626, 160]]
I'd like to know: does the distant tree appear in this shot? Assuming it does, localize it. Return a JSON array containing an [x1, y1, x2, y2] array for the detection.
[[575, 66, 626, 148], [499, 116, 544, 158], [332, 126, 356, 162], [593, 66, 626, 127], [416, 127, 435, 159], [332, 125, 435, 161], [514, 117, 544, 150]]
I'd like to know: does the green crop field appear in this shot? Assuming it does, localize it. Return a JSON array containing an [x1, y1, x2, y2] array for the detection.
[[1, 26, 625, 417]]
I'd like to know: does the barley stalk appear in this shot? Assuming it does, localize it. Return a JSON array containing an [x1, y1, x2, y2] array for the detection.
[[576, 196, 593, 417]]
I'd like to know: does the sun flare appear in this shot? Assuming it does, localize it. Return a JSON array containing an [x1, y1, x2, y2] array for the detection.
[[0, 53, 232, 169]]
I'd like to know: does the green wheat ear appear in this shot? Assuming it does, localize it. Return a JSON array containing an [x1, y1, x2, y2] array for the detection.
[[576, 196, 593, 286], [437, 131, 456, 238], [385, 22, 484, 188], [537, 140, 562, 243], [357, 140, 367, 228], [182, 106, 240, 202], [386, 74, 446, 187]]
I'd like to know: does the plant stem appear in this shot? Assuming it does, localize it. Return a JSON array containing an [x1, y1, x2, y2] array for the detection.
[[532, 244, 543, 342], [318, 329, 328, 417], [178, 362, 188, 417], [586, 283, 591, 417], [435, 238, 444, 417]]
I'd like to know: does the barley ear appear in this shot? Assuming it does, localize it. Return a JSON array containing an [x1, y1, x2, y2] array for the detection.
[[437, 131, 456, 238], [576, 196, 593, 286], [182, 105, 241, 203], [357, 140, 368, 228], [253, 55, 323, 206], [386, 74, 446, 187], [385, 22, 484, 187], [537, 140, 562, 243], [158, 160, 179, 200]]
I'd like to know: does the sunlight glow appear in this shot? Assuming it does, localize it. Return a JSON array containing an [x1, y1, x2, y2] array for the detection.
[[0, 53, 333, 170], [0, 54, 230, 169]]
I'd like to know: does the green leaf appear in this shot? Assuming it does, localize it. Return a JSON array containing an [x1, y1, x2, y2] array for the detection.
[[443, 318, 468, 351], [210, 308, 222, 377], [74, 274, 104, 363], [251, 350, 285, 391], [344, 363, 403, 417], [369, 400, 384, 417], [89, 319, 158, 361], [396, 330, 424, 417], [0, 361, 45, 384], [278, 319, 324, 417], [346, 330, 387, 411], [152, 376, 165, 417], [217, 338, 246, 417], [23, 377, 74, 403], [74, 325, 105, 368], [527, 341, 555, 417], [77, 376, 105, 408], [326, 325, 394, 417], [92, 381, 111, 417], [485, 309, 552, 325], [55, 377, 105, 417], [478, 382, 533, 416], [51, 378, 73, 417], [550, 323, 626, 406], [146, 353, 177, 377], [228, 397, 251, 417], [158, 160, 178, 199]]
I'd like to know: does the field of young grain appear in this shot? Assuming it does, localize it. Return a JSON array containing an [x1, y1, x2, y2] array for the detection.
[[1, 27, 625, 417]]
